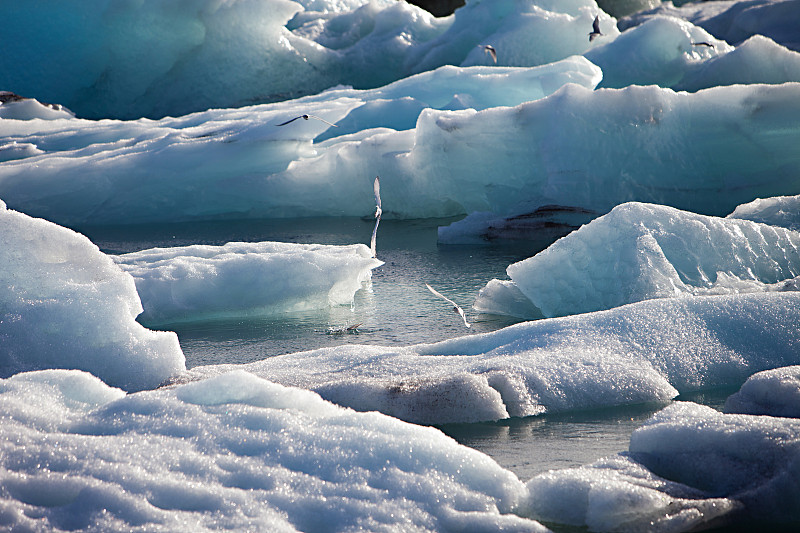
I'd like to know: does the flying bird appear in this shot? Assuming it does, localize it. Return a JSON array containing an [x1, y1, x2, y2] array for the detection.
[[426, 283, 471, 328], [589, 15, 603, 42], [480, 44, 497, 64], [276, 114, 338, 127], [370, 176, 382, 258]]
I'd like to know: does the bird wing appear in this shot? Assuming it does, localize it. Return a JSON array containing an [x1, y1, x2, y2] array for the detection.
[[370, 213, 380, 258], [370, 176, 382, 258], [425, 284, 471, 328], [455, 306, 471, 328], [592, 15, 601, 34], [306, 114, 339, 127], [373, 176, 382, 215], [275, 116, 302, 126], [487, 46, 497, 63]]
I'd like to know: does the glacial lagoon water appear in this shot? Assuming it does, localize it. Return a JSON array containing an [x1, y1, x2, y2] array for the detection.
[[79, 216, 734, 481]]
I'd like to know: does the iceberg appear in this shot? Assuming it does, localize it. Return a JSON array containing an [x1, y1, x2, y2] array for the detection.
[[586, 16, 800, 90], [724, 365, 800, 418], [3, 81, 800, 227], [113, 241, 383, 326], [181, 291, 800, 425], [522, 453, 737, 532], [0, 0, 614, 120], [522, 400, 800, 531], [479, 202, 800, 319], [0, 369, 544, 532], [620, 0, 800, 52], [727, 193, 800, 231], [0, 92, 74, 121], [0, 56, 601, 226], [585, 15, 733, 89], [0, 202, 185, 392]]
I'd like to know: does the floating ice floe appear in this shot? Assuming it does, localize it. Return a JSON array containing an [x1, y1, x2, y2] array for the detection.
[[0, 369, 544, 532], [522, 400, 800, 531], [113, 241, 383, 326], [621, 0, 800, 52], [476, 202, 800, 319], [724, 365, 800, 418], [0, 201, 184, 392], [3, 81, 800, 227], [0, 92, 74, 121], [181, 290, 800, 424], [727, 193, 800, 231]]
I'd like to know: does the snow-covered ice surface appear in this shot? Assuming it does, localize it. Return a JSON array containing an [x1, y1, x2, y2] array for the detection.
[[728, 193, 800, 231], [181, 291, 800, 425], [724, 365, 800, 418], [2, 81, 800, 227], [0, 369, 545, 532], [478, 202, 800, 319], [522, 401, 800, 531], [0, 201, 184, 392], [114, 242, 382, 326], [2, 0, 800, 531]]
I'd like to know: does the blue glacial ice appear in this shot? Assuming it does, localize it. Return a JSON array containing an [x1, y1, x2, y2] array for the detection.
[[2, 81, 800, 227], [475, 202, 800, 319], [727, 193, 800, 231], [585, 16, 800, 90], [114, 242, 383, 326], [0, 369, 544, 532], [0, 201, 184, 392], [4, 0, 799, 121], [1, 0, 800, 531], [621, 0, 800, 51], [0, 0, 616, 120]]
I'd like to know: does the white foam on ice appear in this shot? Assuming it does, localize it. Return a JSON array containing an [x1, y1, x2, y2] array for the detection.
[[728, 193, 800, 231], [182, 291, 800, 425], [484, 202, 800, 319], [114, 241, 383, 326], [0, 203, 185, 392], [0, 369, 545, 532]]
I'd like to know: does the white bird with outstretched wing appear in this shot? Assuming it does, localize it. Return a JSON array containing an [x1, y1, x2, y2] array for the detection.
[[276, 114, 338, 127], [370, 176, 382, 258], [426, 283, 471, 328]]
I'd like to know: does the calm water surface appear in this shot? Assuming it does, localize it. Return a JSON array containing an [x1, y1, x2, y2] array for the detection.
[[81, 217, 731, 481]]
